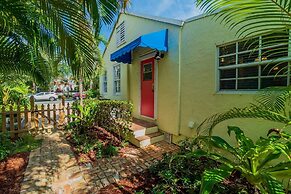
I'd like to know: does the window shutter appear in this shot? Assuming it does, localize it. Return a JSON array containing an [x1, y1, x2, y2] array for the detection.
[[116, 22, 126, 47]]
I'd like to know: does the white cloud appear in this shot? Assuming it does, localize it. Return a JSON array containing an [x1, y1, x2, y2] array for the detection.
[[129, 0, 203, 20], [154, 0, 176, 16]]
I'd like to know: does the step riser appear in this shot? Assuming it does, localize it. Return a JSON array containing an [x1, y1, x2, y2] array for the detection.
[[132, 126, 158, 138], [130, 134, 164, 148]]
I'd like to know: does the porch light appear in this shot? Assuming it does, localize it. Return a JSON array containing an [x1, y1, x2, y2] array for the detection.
[[155, 50, 164, 60]]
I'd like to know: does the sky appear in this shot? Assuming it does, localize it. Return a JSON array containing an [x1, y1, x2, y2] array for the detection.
[[100, 0, 203, 51]]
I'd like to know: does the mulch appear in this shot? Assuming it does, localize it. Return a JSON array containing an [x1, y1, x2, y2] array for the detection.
[[66, 126, 125, 164], [0, 152, 30, 194], [98, 171, 157, 194]]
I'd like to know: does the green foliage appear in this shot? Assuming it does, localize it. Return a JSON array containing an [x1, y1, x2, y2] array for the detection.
[[0, 82, 30, 107], [66, 100, 131, 158], [13, 134, 42, 154], [0, 132, 13, 161], [92, 100, 133, 139], [147, 151, 251, 194], [0, 0, 124, 83], [102, 144, 119, 157], [198, 87, 291, 135], [194, 126, 290, 194], [196, 0, 291, 37], [68, 99, 133, 138], [0, 132, 42, 161], [86, 89, 100, 99], [69, 129, 119, 157], [69, 103, 98, 134]]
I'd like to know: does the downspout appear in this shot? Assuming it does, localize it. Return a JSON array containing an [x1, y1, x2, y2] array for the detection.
[[177, 22, 184, 136]]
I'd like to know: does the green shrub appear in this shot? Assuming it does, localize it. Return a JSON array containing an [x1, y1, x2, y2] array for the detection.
[[0, 132, 42, 161], [86, 89, 99, 99], [68, 99, 133, 137], [102, 144, 119, 157], [148, 153, 218, 194], [0, 132, 13, 160], [143, 128, 290, 194], [146, 153, 254, 194], [66, 99, 132, 159], [13, 134, 42, 154]]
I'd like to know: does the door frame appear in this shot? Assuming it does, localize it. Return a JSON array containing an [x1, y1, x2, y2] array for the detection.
[[139, 56, 158, 120]]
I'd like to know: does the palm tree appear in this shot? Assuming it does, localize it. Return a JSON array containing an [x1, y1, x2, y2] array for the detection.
[[0, 0, 124, 84]]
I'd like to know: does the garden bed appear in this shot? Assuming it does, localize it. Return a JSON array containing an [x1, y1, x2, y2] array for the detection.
[[98, 165, 256, 194], [0, 152, 29, 194], [99, 171, 156, 193], [66, 126, 127, 164]]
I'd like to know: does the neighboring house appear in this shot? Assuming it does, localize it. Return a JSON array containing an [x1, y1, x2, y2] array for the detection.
[[100, 12, 289, 145]]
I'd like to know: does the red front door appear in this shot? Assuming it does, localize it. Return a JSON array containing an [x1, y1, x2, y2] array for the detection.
[[141, 58, 155, 118]]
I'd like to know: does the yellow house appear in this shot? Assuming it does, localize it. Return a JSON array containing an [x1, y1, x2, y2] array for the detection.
[[100, 12, 289, 146]]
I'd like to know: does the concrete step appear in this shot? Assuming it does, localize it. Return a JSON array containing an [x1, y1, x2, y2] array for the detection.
[[131, 126, 159, 138], [130, 132, 164, 148], [130, 118, 158, 138]]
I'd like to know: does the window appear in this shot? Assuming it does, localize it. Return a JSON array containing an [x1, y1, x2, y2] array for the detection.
[[113, 65, 121, 94], [103, 71, 107, 93], [143, 63, 153, 81], [116, 22, 125, 47], [218, 31, 290, 91]]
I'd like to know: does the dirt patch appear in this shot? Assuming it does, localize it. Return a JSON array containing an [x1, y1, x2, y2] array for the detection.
[[0, 152, 29, 194]]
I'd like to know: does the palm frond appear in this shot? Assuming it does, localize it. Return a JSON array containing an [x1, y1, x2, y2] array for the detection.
[[198, 86, 291, 135], [196, 0, 291, 37], [0, 0, 122, 82]]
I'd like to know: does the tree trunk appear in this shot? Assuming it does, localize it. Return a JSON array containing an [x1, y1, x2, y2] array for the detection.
[[79, 77, 83, 106], [89, 80, 93, 90]]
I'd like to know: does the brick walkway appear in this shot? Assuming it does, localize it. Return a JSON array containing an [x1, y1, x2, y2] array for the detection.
[[20, 131, 179, 193]]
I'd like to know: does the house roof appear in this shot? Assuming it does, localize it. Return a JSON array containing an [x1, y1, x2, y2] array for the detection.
[[125, 12, 183, 26]]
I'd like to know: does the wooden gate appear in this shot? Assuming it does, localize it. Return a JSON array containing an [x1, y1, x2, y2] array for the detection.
[[1, 96, 75, 138]]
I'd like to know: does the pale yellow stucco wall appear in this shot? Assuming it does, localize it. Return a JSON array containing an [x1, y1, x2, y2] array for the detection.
[[174, 15, 289, 144]]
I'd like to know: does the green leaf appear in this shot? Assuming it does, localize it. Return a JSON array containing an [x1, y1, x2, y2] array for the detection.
[[266, 161, 291, 179], [227, 126, 254, 154], [262, 175, 285, 194], [199, 135, 239, 157], [200, 165, 232, 194]]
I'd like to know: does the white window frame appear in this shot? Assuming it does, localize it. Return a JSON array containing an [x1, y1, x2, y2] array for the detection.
[[116, 21, 126, 47], [217, 32, 291, 92], [113, 64, 121, 95], [103, 71, 107, 93]]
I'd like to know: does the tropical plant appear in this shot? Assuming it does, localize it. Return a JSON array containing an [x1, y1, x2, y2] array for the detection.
[[196, 0, 291, 37], [0, 74, 31, 107], [198, 87, 291, 135], [0, 0, 125, 84], [68, 103, 98, 134], [191, 126, 291, 194]]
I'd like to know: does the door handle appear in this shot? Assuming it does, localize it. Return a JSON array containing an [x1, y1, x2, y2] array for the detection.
[[152, 83, 154, 92]]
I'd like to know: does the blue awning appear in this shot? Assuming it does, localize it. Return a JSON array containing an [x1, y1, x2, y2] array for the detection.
[[110, 29, 168, 64]]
